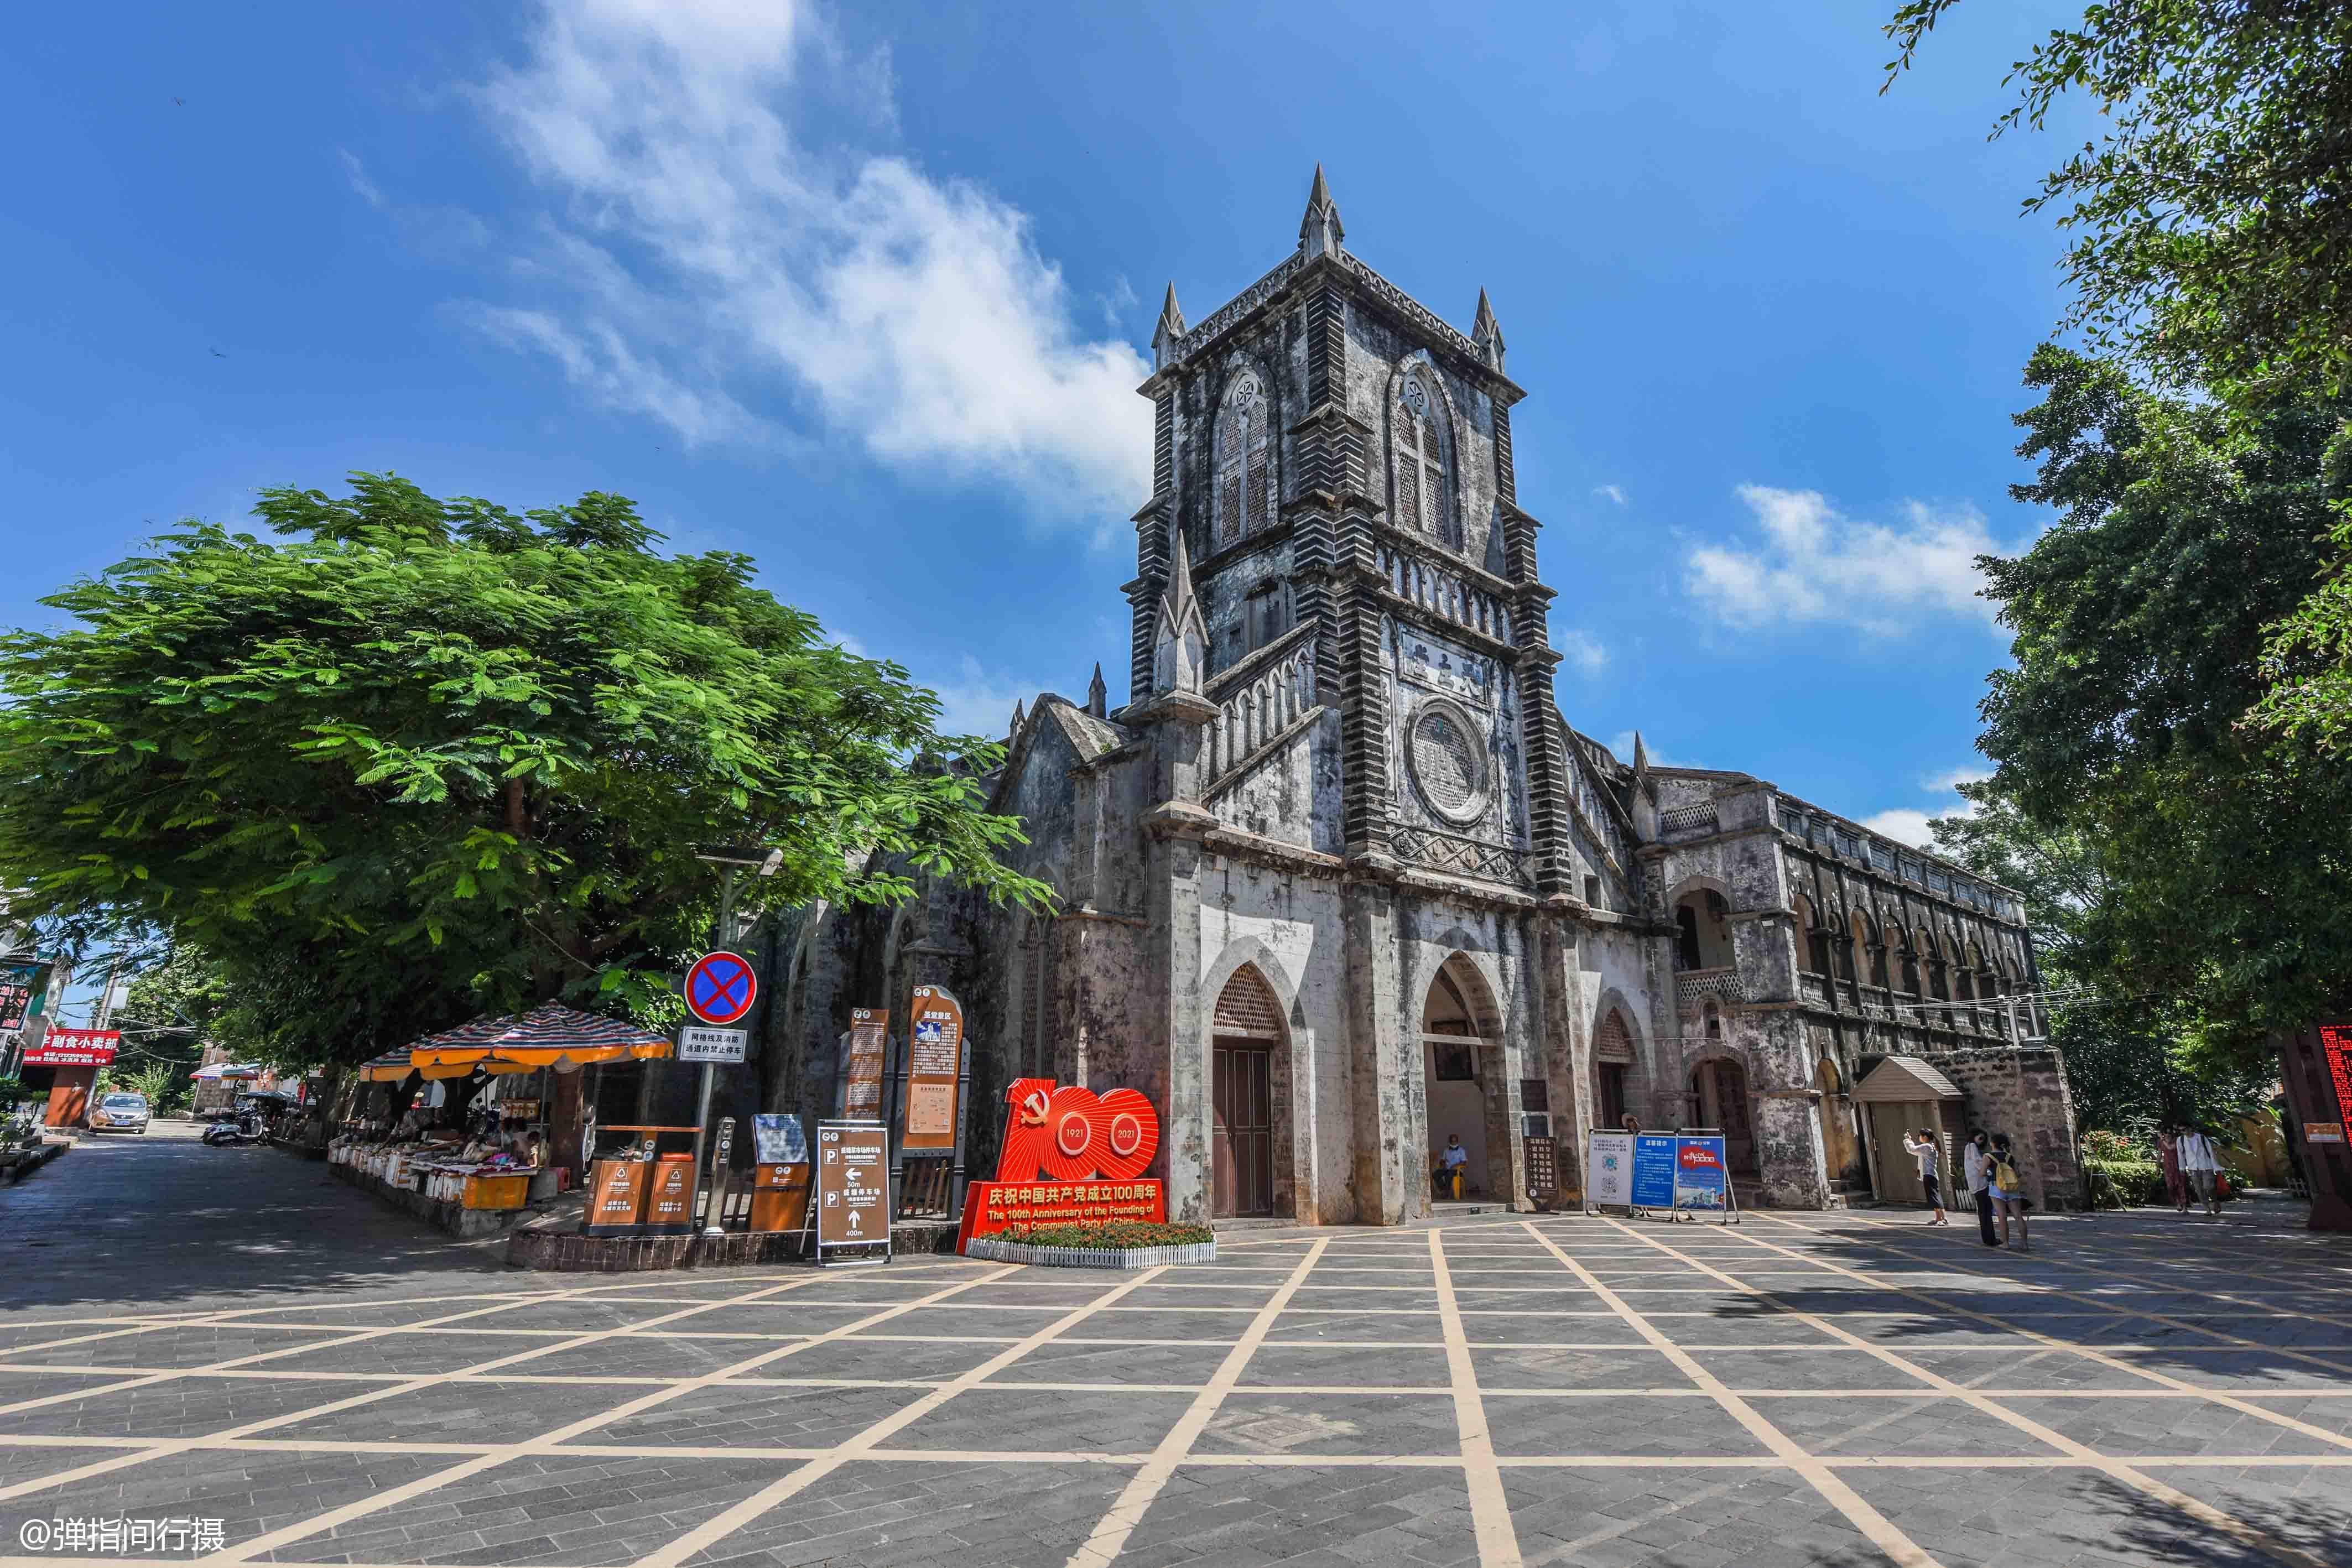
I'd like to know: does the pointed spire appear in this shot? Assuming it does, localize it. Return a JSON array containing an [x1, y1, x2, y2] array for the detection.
[[1298, 163, 1345, 259], [1165, 525, 1198, 627], [1151, 281, 1188, 372], [1472, 288, 1504, 372], [1152, 529, 1209, 695], [1087, 661, 1108, 718], [1010, 698, 1026, 739], [1631, 731, 1650, 775]]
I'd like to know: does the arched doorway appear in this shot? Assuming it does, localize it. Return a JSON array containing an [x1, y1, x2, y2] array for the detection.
[[1817, 1055, 1861, 1189], [1593, 1007, 1636, 1131], [1211, 965, 1284, 1219], [1689, 1057, 1758, 1176], [1422, 954, 1503, 1202]]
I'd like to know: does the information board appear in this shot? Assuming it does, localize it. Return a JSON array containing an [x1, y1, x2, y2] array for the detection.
[[841, 1009, 888, 1120], [814, 1119, 891, 1264], [1523, 1135, 1559, 1201], [2324, 1026, 2352, 1121], [1673, 1134, 1731, 1217], [902, 985, 962, 1150], [751, 1113, 808, 1165], [1629, 1133, 1681, 1209], [1585, 1131, 1634, 1207], [678, 1026, 747, 1063]]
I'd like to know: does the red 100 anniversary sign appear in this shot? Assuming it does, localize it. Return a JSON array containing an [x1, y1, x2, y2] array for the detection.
[[956, 1078, 1165, 1250]]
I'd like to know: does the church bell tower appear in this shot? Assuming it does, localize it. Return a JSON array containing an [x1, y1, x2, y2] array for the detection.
[[1126, 166, 1608, 903]]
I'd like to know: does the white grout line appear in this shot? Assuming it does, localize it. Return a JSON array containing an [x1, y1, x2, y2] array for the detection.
[[1060, 1239, 1332, 1568], [1427, 1227, 1524, 1566], [1768, 1213, 2352, 1354], [1736, 1215, 2352, 1452], [195, 1269, 1021, 1561], [1693, 1218, 2339, 1568], [0, 1275, 724, 1503], [623, 1263, 1178, 1568], [1518, 1220, 1945, 1568]]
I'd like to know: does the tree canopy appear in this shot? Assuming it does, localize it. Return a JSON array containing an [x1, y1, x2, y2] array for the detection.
[[0, 473, 1050, 1069], [1959, 347, 2352, 1071], [1887, 1, 2352, 401]]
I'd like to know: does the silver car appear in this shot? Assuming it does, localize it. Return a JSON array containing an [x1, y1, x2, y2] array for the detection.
[[89, 1091, 149, 1134]]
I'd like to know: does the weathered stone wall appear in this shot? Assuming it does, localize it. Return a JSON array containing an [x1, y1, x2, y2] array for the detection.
[[1210, 709, 1341, 853], [1383, 622, 1531, 855], [1925, 1045, 2084, 1211]]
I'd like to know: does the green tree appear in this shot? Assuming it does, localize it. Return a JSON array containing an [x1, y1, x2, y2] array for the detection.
[[0, 473, 1049, 1069], [1928, 778, 2270, 1131], [1886, 0, 2352, 400], [1967, 347, 2352, 1071]]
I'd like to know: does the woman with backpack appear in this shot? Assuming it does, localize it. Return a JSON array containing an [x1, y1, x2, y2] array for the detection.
[[1985, 1133, 2030, 1252]]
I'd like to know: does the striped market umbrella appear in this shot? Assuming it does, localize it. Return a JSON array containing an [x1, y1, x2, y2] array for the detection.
[[409, 1004, 673, 1074], [357, 1048, 417, 1083]]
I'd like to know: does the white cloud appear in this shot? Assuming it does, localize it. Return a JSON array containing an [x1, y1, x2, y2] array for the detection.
[[1860, 809, 1938, 848], [1685, 485, 2017, 636], [1593, 484, 1627, 506], [920, 654, 1043, 741], [341, 149, 492, 259], [1862, 760, 1991, 848], [1557, 629, 1607, 676], [1922, 764, 1992, 794], [461, 304, 766, 449], [443, 0, 1149, 519]]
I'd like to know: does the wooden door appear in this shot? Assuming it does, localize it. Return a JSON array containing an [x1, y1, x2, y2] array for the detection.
[[1869, 1103, 1924, 1205], [1213, 1041, 1273, 1218], [1710, 1061, 1758, 1174]]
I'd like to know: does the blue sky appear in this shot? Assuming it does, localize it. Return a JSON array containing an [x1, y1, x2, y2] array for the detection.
[[4, 0, 2093, 918]]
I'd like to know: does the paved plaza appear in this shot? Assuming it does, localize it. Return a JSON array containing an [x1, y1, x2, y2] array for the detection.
[[3, 1131, 2350, 1567]]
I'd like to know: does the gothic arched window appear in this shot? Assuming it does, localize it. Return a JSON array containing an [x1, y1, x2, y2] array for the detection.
[[1392, 369, 1449, 539], [1214, 371, 1272, 548]]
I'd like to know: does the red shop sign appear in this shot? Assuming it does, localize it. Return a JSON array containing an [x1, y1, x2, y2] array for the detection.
[[25, 1028, 121, 1067]]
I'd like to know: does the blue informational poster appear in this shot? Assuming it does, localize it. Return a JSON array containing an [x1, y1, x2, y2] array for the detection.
[[752, 1114, 808, 1165], [1673, 1135, 1730, 1215], [1629, 1134, 1680, 1208]]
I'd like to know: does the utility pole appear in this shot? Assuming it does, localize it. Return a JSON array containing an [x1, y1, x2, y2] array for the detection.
[[90, 955, 121, 1031], [689, 865, 735, 1234], [686, 843, 780, 1237]]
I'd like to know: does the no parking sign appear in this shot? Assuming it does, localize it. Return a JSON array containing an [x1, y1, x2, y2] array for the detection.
[[683, 951, 758, 1027]]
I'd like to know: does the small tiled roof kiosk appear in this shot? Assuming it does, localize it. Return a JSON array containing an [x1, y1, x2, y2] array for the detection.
[[1854, 1055, 1964, 1208]]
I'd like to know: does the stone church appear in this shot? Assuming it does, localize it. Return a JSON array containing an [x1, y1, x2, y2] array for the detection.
[[765, 169, 2084, 1223]]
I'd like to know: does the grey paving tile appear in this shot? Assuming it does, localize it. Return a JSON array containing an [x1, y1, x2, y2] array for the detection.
[[0, 1376, 366, 1439], [263, 1452, 798, 1565], [892, 1387, 1190, 1452], [1468, 1346, 1689, 1392], [1242, 1344, 1453, 1389], [586, 1382, 932, 1450], [1987, 1395, 2352, 1458], [1196, 1392, 1460, 1457], [983, 1336, 1230, 1387]]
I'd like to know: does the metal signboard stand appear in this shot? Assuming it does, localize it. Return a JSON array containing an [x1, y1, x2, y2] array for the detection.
[[808, 1119, 892, 1267]]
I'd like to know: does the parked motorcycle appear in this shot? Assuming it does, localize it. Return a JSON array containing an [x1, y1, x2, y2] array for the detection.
[[202, 1109, 265, 1147]]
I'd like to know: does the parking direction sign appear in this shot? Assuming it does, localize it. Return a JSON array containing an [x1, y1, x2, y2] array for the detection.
[[684, 951, 758, 1027]]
